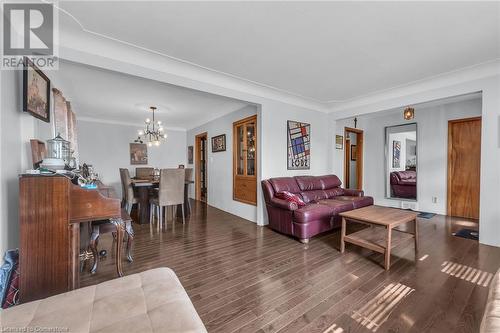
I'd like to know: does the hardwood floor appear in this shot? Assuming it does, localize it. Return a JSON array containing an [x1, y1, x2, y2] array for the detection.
[[81, 201, 500, 333]]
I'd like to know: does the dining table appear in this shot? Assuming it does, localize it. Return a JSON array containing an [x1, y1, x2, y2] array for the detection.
[[131, 178, 194, 224]]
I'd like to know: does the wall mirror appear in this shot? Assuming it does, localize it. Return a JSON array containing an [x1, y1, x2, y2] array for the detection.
[[385, 123, 417, 200]]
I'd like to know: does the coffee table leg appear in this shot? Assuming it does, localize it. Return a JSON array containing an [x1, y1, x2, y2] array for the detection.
[[414, 218, 419, 252], [385, 226, 392, 270], [340, 217, 346, 253]]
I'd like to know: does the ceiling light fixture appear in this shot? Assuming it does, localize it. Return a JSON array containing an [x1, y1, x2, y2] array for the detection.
[[137, 106, 167, 147], [403, 106, 415, 120]]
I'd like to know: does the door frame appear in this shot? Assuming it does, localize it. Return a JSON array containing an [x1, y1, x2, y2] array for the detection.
[[447, 116, 481, 218], [195, 132, 208, 202], [344, 127, 364, 190]]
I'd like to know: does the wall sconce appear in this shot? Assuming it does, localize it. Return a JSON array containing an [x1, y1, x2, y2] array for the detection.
[[403, 107, 415, 120]]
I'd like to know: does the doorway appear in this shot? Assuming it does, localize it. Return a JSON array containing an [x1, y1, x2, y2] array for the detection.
[[195, 132, 208, 203], [447, 117, 481, 219], [344, 127, 364, 190]]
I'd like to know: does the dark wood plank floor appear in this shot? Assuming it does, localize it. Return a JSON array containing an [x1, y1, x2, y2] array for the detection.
[[81, 201, 500, 333]]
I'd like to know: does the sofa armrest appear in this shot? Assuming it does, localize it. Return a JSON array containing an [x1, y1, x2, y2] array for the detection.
[[344, 189, 364, 197], [270, 198, 298, 211]]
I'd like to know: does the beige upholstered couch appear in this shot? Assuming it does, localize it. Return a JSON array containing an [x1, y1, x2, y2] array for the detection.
[[481, 269, 500, 333], [0, 268, 207, 333]]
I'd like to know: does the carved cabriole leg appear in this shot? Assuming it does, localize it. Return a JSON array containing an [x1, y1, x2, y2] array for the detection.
[[125, 221, 134, 263], [110, 218, 125, 277], [89, 225, 100, 274], [299, 238, 309, 244]]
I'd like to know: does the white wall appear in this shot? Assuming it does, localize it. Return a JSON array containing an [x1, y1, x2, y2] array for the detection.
[[186, 105, 258, 222], [77, 120, 187, 196], [333, 98, 481, 215]]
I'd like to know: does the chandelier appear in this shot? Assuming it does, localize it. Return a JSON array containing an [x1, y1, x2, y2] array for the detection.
[[136, 106, 167, 147]]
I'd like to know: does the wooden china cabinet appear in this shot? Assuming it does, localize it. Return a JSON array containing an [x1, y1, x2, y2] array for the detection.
[[233, 115, 257, 205]]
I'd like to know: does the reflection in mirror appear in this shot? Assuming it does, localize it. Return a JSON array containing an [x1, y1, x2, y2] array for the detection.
[[386, 123, 417, 200]]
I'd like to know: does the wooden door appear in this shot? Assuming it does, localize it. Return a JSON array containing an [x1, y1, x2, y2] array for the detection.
[[447, 117, 481, 219], [195, 132, 208, 202], [233, 115, 257, 205], [344, 127, 364, 190]]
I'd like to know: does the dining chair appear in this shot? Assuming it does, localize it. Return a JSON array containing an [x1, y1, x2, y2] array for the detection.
[[185, 168, 193, 182], [184, 168, 193, 215], [89, 213, 134, 274], [150, 168, 185, 227], [136, 167, 154, 180], [119, 168, 138, 214]]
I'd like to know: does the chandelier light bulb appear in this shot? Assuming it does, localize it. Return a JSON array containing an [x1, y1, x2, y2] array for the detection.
[[159, 127, 164, 132], [148, 142, 152, 147], [157, 121, 162, 125], [163, 134, 167, 139], [138, 130, 144, 135], [154, 141, 160, 146], [145, 118, 151, 124]]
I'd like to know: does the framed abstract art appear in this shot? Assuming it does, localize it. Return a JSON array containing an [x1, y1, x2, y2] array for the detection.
[[287, 120, 310, 170], [211, 134, 226, 152]]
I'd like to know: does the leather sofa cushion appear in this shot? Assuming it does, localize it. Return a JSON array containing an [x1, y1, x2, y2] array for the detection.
[[295, 176, 324, 191], [1, 268, 207, 333], [324, 187, 344, 198], [316, 199, 354, 215], [319, 175, 342, 189], [270, 177, 301, 194], [293, 203, 334, 224], [398, 178, 416, 185], [300, 190, 329, 203], [332, 196, 374, 209]]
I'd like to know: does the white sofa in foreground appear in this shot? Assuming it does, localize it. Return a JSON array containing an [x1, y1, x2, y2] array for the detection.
[[481, 269, 500, 333], [0, 267, 207, 333]]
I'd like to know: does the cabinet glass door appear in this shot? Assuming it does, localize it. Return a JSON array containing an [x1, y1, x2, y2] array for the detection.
[[233, 115, 257, 205]]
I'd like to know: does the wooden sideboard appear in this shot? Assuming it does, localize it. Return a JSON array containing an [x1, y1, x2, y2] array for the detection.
[[19, 174, 123, 303]]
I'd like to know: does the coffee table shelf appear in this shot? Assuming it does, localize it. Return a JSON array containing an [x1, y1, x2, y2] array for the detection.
[[340, 206, 419, 270]]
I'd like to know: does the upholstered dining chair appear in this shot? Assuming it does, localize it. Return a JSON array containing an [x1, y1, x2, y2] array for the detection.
[[150, 168, 185, 227], [119, 168, 138, 214], [136, 167, 154, 180], [185, 168, 193, 182]]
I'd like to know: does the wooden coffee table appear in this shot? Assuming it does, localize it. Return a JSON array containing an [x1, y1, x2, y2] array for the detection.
[[339, 205, 419, 270]]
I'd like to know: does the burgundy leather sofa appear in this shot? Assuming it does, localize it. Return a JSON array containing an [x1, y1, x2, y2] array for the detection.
[[261, 175, 373, 243], [390, 171, 416, 199]]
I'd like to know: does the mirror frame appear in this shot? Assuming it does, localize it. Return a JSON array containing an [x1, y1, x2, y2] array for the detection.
[[384, 122, 418, 201]]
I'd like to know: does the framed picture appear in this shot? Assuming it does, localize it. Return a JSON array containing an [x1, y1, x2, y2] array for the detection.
[[211, 134, 226, 152], [350, 145, 357, 161], [53, 88, 68, 140], [335, 135, 343, 149], [23, 57, 50, 122], [187, 145, 194, 164], [130, 143, 148, 165], [392, 140, 401, 168], [287, 120, 310, 170]]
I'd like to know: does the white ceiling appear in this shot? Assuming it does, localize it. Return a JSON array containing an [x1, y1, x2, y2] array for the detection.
[[58, 1, 500, 102], [55, 60, 250, 130]]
